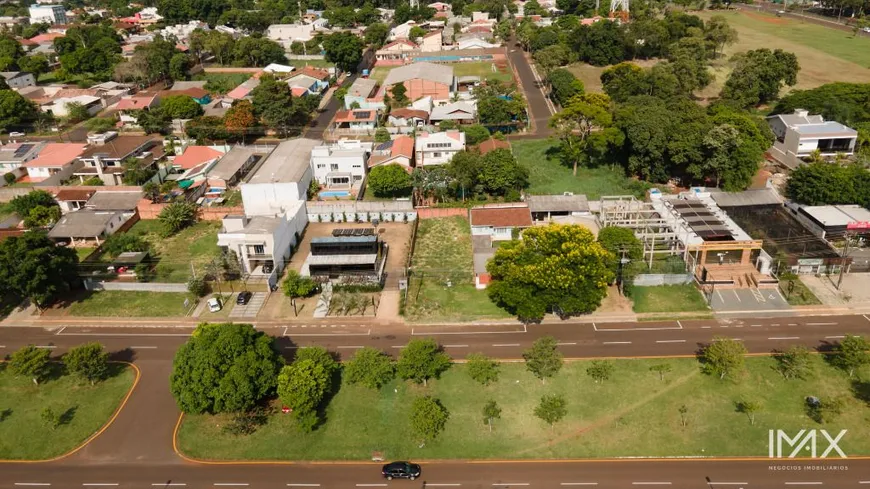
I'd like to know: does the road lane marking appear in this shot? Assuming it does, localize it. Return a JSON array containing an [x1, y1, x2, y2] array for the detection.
[[151, 485, 186, 487], [784, 483, 823, 486], [390, 345, 405, 349], [713, 338, 743, 341], [603, 341, 631, 345], [788, 323, 798, 326], [425, 484, 462, 487], [492, 343, 520, 347], [336, 346, 364, 349], [35, 345, 56, 349], [355, 485, 388, 487], [702, 326, 711, 329], [286, 485, 321, 487], [864, 314, 870, 323], [14, 484, 51, 487], [289, 330, 371, 337], [632, 483, 672, 486], [768, 337, 800, 340], [412, 324, 528, 335], [594, 325, 682, 332], [706, 483, 748, 486], [825, 336, 845, 339], [656, 340, 686, 343], [771, 324, 780, 327], [806, 322, 837, 326], [557, 342, 577, 346], [492, 484, 530, 487], [130, 346, 157, 349], [750, 324, 762, 327], [82, 485, 119, 487], [55, 326, 66, 335], [55, 332, 191, 337], [445, 344, 469, 348], [858, 481, 870, 484]]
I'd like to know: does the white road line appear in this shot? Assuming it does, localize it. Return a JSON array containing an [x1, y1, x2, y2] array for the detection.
[[492, 484, 530, 487], [825, 336, 845, 339], [425, 484, 462, 487], [858, 481, 870, 484], [556, 342, 577, 346], [864, 314, 870, 323], [721, 326, 729, 328], [15, 484, 51, 487], [603, 341, 631, 345], [445, 344, 469, 348], [701, 326, 711, 329], [750, 324, 762, 327], [594, 326, 681, 332], [35, 345, 56, 349], [492, 343, 520, 347], [213, 484, 249, 487], [788, 323, 798, 326], [151, 485, 187, 487], [130, 346, 157, 349], [55, 332, 191, 337], [713, 337, 743, 341], [656, 340, 686, 344], [706, 483, 749, 486], [771, 324, 780, 326], [806, 322, 837, 326], [732, 289, 742, 303], [355, 485, 388, 487], [289, 330, 372, 337], [677, 320, 682, 328], [0, 345, 5, 348], [55, 326, 66, 335], [390, 345, 405, 349], [412, 324, 528, 335], [768, 337, 800, 340], [336, 345, 364, 349], [561, 484, 598, 486], [286, 485, 321, 487]]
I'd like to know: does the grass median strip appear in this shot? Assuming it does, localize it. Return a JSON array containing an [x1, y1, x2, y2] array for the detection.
[[0, 363, 135, 460], [176, 357, 870, 460]]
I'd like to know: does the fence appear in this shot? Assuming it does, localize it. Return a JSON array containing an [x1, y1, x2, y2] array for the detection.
[[83, 279, 188, 293], [632, 273, 694, 287], [0, 185, 144, 202], [136, 200, 244, 220], [416, 207, 467, 219]]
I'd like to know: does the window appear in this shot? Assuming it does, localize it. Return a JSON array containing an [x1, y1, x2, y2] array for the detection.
[[433, 152, 441, 157], [316, 163, 325, 169], [353, 164, 361, 168], [426, 142, 450, 149], [253, 245, 265, 255], [330, 163, 339, 171]]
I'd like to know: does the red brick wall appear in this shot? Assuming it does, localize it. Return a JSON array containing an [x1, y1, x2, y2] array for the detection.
[[416, 207, 467, 219], [136, 199, 244, 221]]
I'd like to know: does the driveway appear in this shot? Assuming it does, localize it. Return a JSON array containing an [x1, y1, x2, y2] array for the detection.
[[506, 36, 555, 138], [229, 291, 267, 318]]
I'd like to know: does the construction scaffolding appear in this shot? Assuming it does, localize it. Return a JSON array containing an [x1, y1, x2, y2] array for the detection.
[[598, 196, 691, 271]]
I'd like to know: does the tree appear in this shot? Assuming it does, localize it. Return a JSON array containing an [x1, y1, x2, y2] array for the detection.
[[187, 276, 207, 297], [322, 32, 364, 73], [368, 164, 413, 198], [701, 337, 747, 380], [482, 399, 501, 432], [523, 336, 563, 383], [224, 99, 255, 133], [9, 190, 56, 217], [282, 270, 319, 299], [601, 62, 649, 103], [161, 95, 203, 120], [0, 90, 37, 131], [8, 345, 51, 385], [0, 232, 77, 309], [534, 394, 567, 429], [294, 345, 339, 386], [17, 54, 49, 78], [277, 359, 329, 430], [466, 353, 500, 385], [832, 335, 870, 378], [478, 148, 529, 196], [785, 162, 869, 207], [464, 124, 491, 146], [720, 49, 799, 108], [0, 35, 23, 71], [170, 323, 283, 414], [41, 407, 60, 430], [23, 205, 60, 229], [549, 93, 618, 176], [736, 398, 761, 426], [135, 107, 171, 135], [810, 396, 846, 424], [64, 342, 109, 385], [597, 226, 642, 285], [690, 123, 759, 191], [410, 395, 449, 445], [345, 347, 395, 389], [409, 26, 427, 40], [572, 21, 628, 66], [586, 359, 614, 384], [548, 68, 584, 107], [102, 233, 149, 258], [169, 52, 191, 81], [231, 37, 287, 67], [158, 201, 199, 235], [488, 224, 614, 322], [389, 83, 409, 107], [773, 345, 812, 380], [678, 404, 688, 427], [250, 74, 311, 136], [365, 23, 390, 48], [85, 116, 117, 133], [397, 338, 451, 387], [649, 363, 672, 381], [374, 127, 391, 143], [704, 15, 738, 58]]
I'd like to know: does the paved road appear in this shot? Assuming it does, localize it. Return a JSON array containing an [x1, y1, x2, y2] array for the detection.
[[506, 37, 554, 138]]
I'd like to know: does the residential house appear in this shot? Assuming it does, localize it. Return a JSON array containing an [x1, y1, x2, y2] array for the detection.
[[1, 72, 35, 88], [287, 66, 330, 94], [344, 77, 380, 110], [226, 76, 261, 101], [428, 2, 452, 11], [116, 94, 159, 126], [156, 87, 211, 105], [380, 62, 455, 103], [477, 137, 511, 155], [240, 138, 320, 215], [0, 17, 28, 28], [263, 63, 295, 74], [526, 194, 590, 222], [47, 209, 132, 245], [470, 203, 532, 240], [74, 133, 163, 185], [767, 109, 858, 167], [387, 108, 429, 129], [84, 190, 144, 212], [207, 146, 266, 188], [159, 20, 209, 43], [368, 135, 414, 171], [22, 142, 86, 182], [120, 7, 163, 25], [431, 101, 476, 125], [266, 23, 315, 46], [29, 5, 66, 24], [171, 145, 225, 174], [375, 39, 419, 65], [331, 109, 378, 135], [458, 36, 499, 49], [389, 20, 418, 40], [414, 130, 466, 166], [285, 74, 321, 96], [420, 30, 442, 52], [301, 234, 386, 281], [54, 188, 95, 213], [310, 139, 372, 188], [0, 141, 46, 179], [43, 95, 103, 118]]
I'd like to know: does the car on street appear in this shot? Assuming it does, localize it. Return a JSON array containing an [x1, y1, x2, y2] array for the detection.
[[9, 132, 24, 137], [382, 461, 421, 481], [207, 297, 222, 312], [236, 291, 252, 305]]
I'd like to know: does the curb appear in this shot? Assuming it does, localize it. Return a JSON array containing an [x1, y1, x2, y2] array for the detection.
[[0, 361, 141, 464]]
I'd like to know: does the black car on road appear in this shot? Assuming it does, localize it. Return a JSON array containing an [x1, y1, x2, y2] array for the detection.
[[236, 291, 252, 305], [382, 461, 421, 480]]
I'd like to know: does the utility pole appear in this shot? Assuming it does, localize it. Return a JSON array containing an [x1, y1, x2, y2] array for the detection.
[[836, 232, 851, 290], [616, 247, 630, 296]]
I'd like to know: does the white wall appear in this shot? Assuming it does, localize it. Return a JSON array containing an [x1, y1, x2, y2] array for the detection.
[[241, 168, 311, 215], [310, 152, 367, 185]]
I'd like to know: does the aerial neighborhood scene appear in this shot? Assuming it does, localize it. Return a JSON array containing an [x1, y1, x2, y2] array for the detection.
[[3, 0, 870, 485]]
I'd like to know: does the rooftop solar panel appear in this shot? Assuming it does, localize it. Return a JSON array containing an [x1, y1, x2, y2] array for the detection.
[[353, 111, 372, 119], [13, 143, 34, 158]]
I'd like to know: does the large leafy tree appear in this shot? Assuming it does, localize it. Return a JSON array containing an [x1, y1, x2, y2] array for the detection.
[[8, 345, 51, 385], [720, 48, 799, 108], [772, 83, 870, 127], [550, 92, 620, 176], [17, 54, 49, 78], [368, 164, 413, 198], [410, 396, 449, 444], [478, 148, 529, 196], [170, 323, 283, 414], [693, 123, 759, 191], [523, 335, 563, 383], [161, 95, 203, 120], [397, 338, 451, 386], [231, 37, 287, 67], [488, 224, 613, 322], [704, 15, 738, 58], [9, 190, 56, 218], [701, 337, 747, 380], [785, 161, 870, 207], [322, 32, 364, 73], [832, 335, 870, 378], [364, 23, 390, 48], [65, 342, 110, 385], [601, 62, 649, 103], [0, 90, 37, 131], [277, 359, 329, 427], [547, 68, 585, 107], [251, 74, 312, 136], [224, 100, 256, 134], [158, 201, 199, 235], [572, 20, 628, 66], [0, 232, 77, 309], [345, 347, 395, 389]]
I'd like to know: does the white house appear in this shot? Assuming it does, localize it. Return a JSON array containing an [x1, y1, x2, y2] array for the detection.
[[160, 21, 209, 42], [310, 139, 372, 189], [240, 138, 320, 216], [470, 203, 533, 241], [266, 23, 315, 44], [414, 130, 466, 166], [43, 95, 103, 118], [767, 109, 858, 163], [389, 20, 417, 40], [1, 71, 36, 88], [430, 101, 476, 125], [29, 5, 66, 24]]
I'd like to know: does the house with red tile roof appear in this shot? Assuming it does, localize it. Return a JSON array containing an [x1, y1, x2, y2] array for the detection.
[[470, 203, 533, 239], [414, 130, 465, 166], [332, 109, 378, 134], [116, 94, 159, 125], [387, 108, 428, 128], [172, 146, 225, 171], [27, 32, 64, 44], [22, 143, 87, 181], [477, 138, 511, 155], [368, 135, 414, 171]]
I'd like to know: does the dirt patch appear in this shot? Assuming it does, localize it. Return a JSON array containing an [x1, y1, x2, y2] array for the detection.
[[744, 10, 789, 24]]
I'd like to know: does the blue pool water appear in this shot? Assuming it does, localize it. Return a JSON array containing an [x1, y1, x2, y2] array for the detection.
[[321, 190, 350, 197]]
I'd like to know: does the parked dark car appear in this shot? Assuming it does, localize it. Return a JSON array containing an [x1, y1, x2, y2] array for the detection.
[[382, 461, 421, 480], [236, 291, 252, 305]]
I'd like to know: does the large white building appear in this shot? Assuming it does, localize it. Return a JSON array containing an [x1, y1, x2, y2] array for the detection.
[[310, 139, 372, 189], [414, 130, 466, 166], [240, 138, 320, 215], [767, 109, 858, 167], [29, 5, 66, 24], [266, 23, 315, 45]]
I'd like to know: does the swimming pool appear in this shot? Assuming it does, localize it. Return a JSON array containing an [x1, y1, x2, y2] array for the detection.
[[320, 190, 350, 198]]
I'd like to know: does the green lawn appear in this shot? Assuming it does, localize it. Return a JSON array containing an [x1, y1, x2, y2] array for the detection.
[[513, 139, 652, 199], [781, 278, 823, 306], [629, 284, 711, 314], [220, 190, 243, 207], [127, 220, 221, 283], [67, 291, 197, 317], [0, 363, 135, 460], [371, 61, 513, 85], [292, 59, 336, 70], [405, 216, 510, 322], [177, 356, 870, 460], [193, 73, 252, 95], [75, 247, 95, 261]]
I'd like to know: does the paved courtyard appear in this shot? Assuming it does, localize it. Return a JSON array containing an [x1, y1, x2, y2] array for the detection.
[[709, 286, 791, 312], [800, 273, 870, 306]]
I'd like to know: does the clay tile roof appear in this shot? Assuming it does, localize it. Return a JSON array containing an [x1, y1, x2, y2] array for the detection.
[[55, 189, 95, 201], [299, 66, 330, 81], [390, 108, 428, 120], [334, 109, 377, 123], [28, 32, 64, 44], [381, 39, 418, 50], [477, 138, 510, 155], [470, 204, 532, 228], [392, 135, 414, 157], [115, 95, 155, 110], [23, 143, 87, 168], [290, 86, 309, 97], [173, 146, 224, 170]]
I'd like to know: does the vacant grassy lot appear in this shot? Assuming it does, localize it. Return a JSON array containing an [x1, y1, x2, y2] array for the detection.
[[630, 284, 710, 313], [68, 291, 197, 317], [567, 58, 660, 94], [127, 220, 221, 283], [177, 356, 870, 460], [193, 72, 252, 94], [405, 216, 509, 322], [781, 278, 823, 306], [0, 363, 135, 460], [371, 61, 513, 85], [513, 139, 651, 198]]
